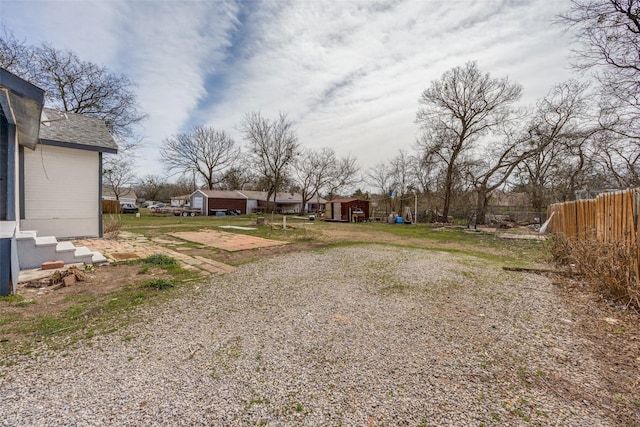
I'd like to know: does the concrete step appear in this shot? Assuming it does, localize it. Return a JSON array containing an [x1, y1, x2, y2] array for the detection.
[[34, 236, 58, 247], [16, 231, 107, 269], [56, 241, 77, 253]]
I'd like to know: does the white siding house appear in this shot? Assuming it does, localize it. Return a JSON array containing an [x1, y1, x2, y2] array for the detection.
[[21, 108, 117, 238]]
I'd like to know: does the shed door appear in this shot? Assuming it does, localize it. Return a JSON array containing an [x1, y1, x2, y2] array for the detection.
[[333, 203, 341, 220]]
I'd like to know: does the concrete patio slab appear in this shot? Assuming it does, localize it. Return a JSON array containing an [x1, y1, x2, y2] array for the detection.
[[169, 230, 287, 252]]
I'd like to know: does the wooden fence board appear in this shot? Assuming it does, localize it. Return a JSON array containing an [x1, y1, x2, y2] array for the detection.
[[549, 188, 640, 283]]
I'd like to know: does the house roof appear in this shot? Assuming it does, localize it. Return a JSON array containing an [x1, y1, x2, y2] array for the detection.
[[170, 194, 191, 200], [326, 198, 368, 203], [239, 191, 327, 204], [195, 190, 248, 199], [39, 108, 118, 153], [0, 68, 45, 150], [102, 186, 137, 200]]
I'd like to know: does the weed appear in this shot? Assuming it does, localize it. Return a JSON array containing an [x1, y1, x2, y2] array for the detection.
[[142, 254, 180, 267], [143, 278, 174, 290], [550, 235, 640, 309], [103, 215, 122, 240], [137, 265, 151, 274]]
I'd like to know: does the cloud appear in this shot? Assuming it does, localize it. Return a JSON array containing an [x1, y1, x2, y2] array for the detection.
[[1, 0, 576, 180]]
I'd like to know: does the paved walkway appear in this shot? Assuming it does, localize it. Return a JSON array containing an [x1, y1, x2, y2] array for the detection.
[[74, 232, 237, 276]]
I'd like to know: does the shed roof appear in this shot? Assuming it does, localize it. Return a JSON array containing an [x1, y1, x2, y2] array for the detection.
[[39, 108, 118, 153], [195, 190, 248, 199], [326, 198, 368, 203]]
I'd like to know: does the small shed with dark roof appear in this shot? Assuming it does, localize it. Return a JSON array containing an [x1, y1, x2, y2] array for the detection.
[[325, 198, 370, 222]]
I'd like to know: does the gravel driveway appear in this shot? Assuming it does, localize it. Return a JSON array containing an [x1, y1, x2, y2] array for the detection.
[[0, 245, 628, 426]]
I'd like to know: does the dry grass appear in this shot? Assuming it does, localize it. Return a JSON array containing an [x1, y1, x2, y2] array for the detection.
[[551, 234, 640, 309], [103, 215, 122, 240]]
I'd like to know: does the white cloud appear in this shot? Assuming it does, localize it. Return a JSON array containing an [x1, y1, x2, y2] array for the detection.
[[1, 0, 577, 181]]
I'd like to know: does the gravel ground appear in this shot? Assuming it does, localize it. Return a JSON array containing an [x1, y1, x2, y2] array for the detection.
[[0, 245, 630, 426]]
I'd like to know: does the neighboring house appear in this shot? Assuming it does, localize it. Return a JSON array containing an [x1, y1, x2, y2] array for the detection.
[[170, 194, 191, 207], [102, 186, 137, 204], [240, 190, 326, 214], [189, 190, 327, 216], [325, 198, 370, 222]]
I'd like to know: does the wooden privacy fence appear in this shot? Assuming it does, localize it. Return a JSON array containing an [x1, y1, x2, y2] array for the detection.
[[102, 200, 121, 214], [547, 188, 639, 244]]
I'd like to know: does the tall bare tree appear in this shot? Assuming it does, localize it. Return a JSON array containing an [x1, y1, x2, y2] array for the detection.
[[0, 27, 146, 143], [367, 162, 392, 216], [103, 155, 137, 201], [416, 61, 522, 219], [292, 147, 335, 214], [323, 154, 360, 200], [515, 81, 596, 211], [241, 112, 299, 212], [465, 123, 532, 224], [160, 126, 239, 190]]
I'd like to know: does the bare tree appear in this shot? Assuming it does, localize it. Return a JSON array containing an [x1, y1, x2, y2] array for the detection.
[[0, 28, 146, 143], [160, 126, 239, 190], [515, 81, 597, 211], [560, 1, 640, 92], [465, 123, 532, 224], [323, 154, 360, 200], [103, 155, 137, 201], [219, 162, 258, 191], [241, 112, 299, 212], [367, 162, 392, 216], [416, 61, 522, 219], [135, 174, 168, 202], [387, 150, 415, 214], [292, 147, 335, 214]]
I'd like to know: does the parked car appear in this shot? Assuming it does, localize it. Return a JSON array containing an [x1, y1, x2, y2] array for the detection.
[[147, 203, 166, 211], [120, 203, 139, 214]]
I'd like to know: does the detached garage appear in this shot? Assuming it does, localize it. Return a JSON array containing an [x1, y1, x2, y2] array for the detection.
[[21, 108, 117, 238], [190, 190, 248, 215], [325, 198, 370, 222]]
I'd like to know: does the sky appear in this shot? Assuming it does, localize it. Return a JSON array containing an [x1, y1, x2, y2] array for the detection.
[[0, 0, 577, 183]]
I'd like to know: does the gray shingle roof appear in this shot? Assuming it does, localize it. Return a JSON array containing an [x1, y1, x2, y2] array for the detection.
[[39, 108, 118, 152]]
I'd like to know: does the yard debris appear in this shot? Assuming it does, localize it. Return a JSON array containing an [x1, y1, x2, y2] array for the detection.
[[42, 260, 65, 270], [49, 266, 87, 289]]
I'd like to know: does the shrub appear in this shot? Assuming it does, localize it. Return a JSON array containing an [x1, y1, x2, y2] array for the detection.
[[103, 215, 122, 240], [551, 235, 640, 309]]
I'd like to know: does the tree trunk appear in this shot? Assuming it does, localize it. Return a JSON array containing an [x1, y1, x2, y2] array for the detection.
[[442, 161, 455, 220], [475, 188, 488, 225]]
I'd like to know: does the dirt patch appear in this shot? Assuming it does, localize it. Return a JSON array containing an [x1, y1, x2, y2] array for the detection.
[[110, 252, 141, 261], [547, 275, 640, 423], [3, 264, 172, 318]]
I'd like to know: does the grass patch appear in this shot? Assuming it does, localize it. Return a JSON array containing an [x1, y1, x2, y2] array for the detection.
[[142, 278, 174, 290]]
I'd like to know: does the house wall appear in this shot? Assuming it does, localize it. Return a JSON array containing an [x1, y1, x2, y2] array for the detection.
[[207, 198, 246, 214], [21, 145, 99, 238], [247, 199, 258, 214]]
